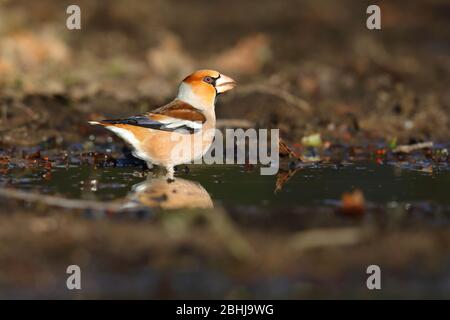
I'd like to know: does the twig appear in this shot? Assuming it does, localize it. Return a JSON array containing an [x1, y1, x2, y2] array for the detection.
[[0, 188, 124, 211], [15, 103, 40, 121], [216, 119, 255, 129], [289, 227, 372, 253], [236, 84, 312, 113], [393, 141, 433, 153]]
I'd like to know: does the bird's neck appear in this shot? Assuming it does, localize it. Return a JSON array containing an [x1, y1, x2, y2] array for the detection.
[[177, 82, 215, 111]]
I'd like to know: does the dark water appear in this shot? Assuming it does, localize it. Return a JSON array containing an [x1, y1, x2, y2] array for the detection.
[[4, 162, 450, 207], [2, 161, 450, 299]]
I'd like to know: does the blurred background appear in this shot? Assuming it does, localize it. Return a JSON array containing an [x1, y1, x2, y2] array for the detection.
[[0, 0, 449, 299], [0, 0, 449, 145]]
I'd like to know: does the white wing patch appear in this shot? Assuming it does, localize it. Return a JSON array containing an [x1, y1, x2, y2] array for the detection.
[[156, 116, 203, 131]]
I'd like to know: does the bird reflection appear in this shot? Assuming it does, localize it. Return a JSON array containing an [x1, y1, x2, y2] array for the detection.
[[125, 175, 213, 209]]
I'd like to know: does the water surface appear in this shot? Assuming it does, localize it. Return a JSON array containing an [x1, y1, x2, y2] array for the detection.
[[4, 162, 450, 207]]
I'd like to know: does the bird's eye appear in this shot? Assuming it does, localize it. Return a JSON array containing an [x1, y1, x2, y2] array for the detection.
[[203, 76, 214, 84]]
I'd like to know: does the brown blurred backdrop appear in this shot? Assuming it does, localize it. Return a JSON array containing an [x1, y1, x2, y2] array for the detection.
[[0, 0, 449, 143]]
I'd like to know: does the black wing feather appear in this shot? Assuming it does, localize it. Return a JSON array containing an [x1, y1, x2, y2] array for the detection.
[[102, 116, 196, 134]]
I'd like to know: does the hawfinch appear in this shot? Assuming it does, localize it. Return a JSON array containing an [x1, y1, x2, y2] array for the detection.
[[126, 176, 213, 209], [89, 70, 236, 179]]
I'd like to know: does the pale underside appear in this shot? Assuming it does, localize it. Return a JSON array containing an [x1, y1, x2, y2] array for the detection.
[[106, 118, 215, 169]]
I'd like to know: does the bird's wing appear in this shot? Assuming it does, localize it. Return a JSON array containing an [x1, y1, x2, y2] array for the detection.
[[92, 100, 206, 134]]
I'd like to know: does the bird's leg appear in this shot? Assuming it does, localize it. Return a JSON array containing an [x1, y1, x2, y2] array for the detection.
[[165, 166, 175, 182]]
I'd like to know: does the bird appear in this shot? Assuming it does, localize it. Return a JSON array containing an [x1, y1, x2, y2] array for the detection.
[[89, 70, 236, 179], [124, 175, 213, 210]]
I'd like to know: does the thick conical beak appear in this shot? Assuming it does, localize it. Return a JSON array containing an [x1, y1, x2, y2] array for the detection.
[[215, 74, 237, 94]]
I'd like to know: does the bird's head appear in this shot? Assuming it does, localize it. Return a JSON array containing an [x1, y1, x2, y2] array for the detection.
[[177, 70, 236, 109]]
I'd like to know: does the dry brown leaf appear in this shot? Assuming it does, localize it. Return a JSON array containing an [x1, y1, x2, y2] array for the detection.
[[210, 33, 271, 75], [340, 189, 365, 216], [274, 170, 298, 193], [0, 31, 69, 71], [279, 139, 301, 159]]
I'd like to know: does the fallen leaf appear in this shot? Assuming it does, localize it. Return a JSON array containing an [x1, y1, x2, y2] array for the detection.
[[0, 31, 70, 71], [210, 33, 271, 75], [279, 139, 301, 159], [340, 189, 365, 216]]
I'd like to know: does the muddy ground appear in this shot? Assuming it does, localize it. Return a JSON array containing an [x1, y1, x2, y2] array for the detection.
[[0, 0, 449, 298]]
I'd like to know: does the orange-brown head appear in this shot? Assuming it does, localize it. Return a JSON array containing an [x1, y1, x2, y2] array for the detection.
[[177, 70, 236, 109]]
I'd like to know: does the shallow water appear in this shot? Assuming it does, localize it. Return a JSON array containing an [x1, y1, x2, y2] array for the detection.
[[1, 160, 450, 299], [3, 161, 450, 208]]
